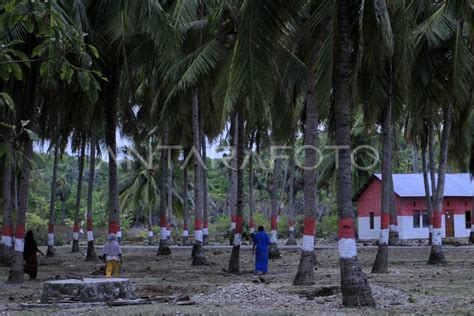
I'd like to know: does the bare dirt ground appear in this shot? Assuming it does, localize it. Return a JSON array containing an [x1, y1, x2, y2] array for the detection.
[[0, 243, 473, 315]]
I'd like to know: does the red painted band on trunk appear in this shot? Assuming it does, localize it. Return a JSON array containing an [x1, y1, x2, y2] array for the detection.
[[338, 218, 355, 239], [2, 225, 12, 236], [160, 215, 167, 227], [203, 221, 208, 229], [15, 224, 25, 239], [87, 219, 93, 231], [249, 219, 255, 228], [73, 223, 79, 232], [109, 220, 118, 234], [183, 223, 189, 230], [432, 211, 442, 228], [194, 219, 202, 230], [288, 220, 295, 227], [48, 223, 54, 233], [303, 217, 315, 235], [381, 214, 389, 229], [231, 214, 236, 222], [167, 223, 171, 229], [271, 216, 277, 230], [235, 216, 243, 233], [389, 214, 397, 225], [428, 216, 433, 225]]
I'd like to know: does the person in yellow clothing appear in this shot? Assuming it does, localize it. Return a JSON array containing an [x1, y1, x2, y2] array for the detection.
[[103, 233, 122, 277]]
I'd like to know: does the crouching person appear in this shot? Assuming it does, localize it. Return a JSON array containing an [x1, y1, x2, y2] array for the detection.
[[103, 234, 122, 277]]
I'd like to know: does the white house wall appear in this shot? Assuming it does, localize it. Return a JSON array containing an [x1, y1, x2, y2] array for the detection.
[[453, 214, 470, 238], [358, 216, 381, 240], [358, 216, 450, 240]]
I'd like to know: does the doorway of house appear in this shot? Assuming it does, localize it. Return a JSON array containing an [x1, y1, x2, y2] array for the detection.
[[445, 210, 455, 237]]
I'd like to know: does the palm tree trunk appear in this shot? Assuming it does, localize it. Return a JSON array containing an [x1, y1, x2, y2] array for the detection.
[[421, 135, 434, 245], [8, 137, 33, 283], [334, 0, 374, 306], [269, 150, 281, 259], [200, 113, 209, 245], [0, 141, 14, 266], [60, 198, 67, 225], [228, 109, 244, 274], [157, 127, 171, 255], [248, 135, 255, 243], [85, 138, 98, 261], [428, 121, 437, 245], [104, 70, 121, 241], [372, 63, 393, 274], [293, 70, 318, 285], [428, 104, 451, 265], [182, 161, 190, 245], [167, 160, 174, 244], [47, 140, 60, 256], [191, 91, 207, 265], [148, 207, 154, 246], [286, 131, 297, 246], [388, 174, 399, 245], [412, 142, 419, 173], [72, 138, 86, 253], [228, 113, 238, 245]]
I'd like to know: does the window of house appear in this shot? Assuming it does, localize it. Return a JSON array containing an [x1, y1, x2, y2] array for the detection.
[[413, 210, 421, 228], [369, 212, 375, 230], [466, 211, 472, 229], [422, 210, 429, 228]]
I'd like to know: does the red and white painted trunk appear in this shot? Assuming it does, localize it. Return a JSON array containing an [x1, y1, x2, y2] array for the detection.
[[1, 225, 13, 249], [48, 224, 54, 247], [288, 220, 295, 234], [87, 218, 94, 242], [249, 218, 255, 234], [109, 219, 119, 235], [183, 223, 189, 238], [270, 215, 278, 243], [230, 213, 236, 232], [160, 214, 168, 241], [233, 215, 243, 246], [302, 218, 315, 251], [379, 213, 389, 246], [203, 222, 208, 238], [14, 224, 25, 254], [194, 219, 203, 243], [338, 218, 357, 260], [72, 223, 79, 242], [432, 210, 442, 246], [166, 223, 171, 239]]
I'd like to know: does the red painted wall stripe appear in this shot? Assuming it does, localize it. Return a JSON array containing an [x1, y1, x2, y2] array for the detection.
[[270, 215, 277, 230], [303, 217, 315, 235], [338, 218, 355, 239]]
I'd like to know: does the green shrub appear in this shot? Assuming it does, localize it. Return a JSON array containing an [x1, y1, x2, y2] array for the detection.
[[317, 214, 338, 238]]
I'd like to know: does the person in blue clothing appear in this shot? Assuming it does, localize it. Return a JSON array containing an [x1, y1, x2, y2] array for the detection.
[[253, 226, 270, 274]]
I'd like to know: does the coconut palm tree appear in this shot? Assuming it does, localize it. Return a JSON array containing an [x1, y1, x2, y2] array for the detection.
[[333, 0, 375, 306]]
